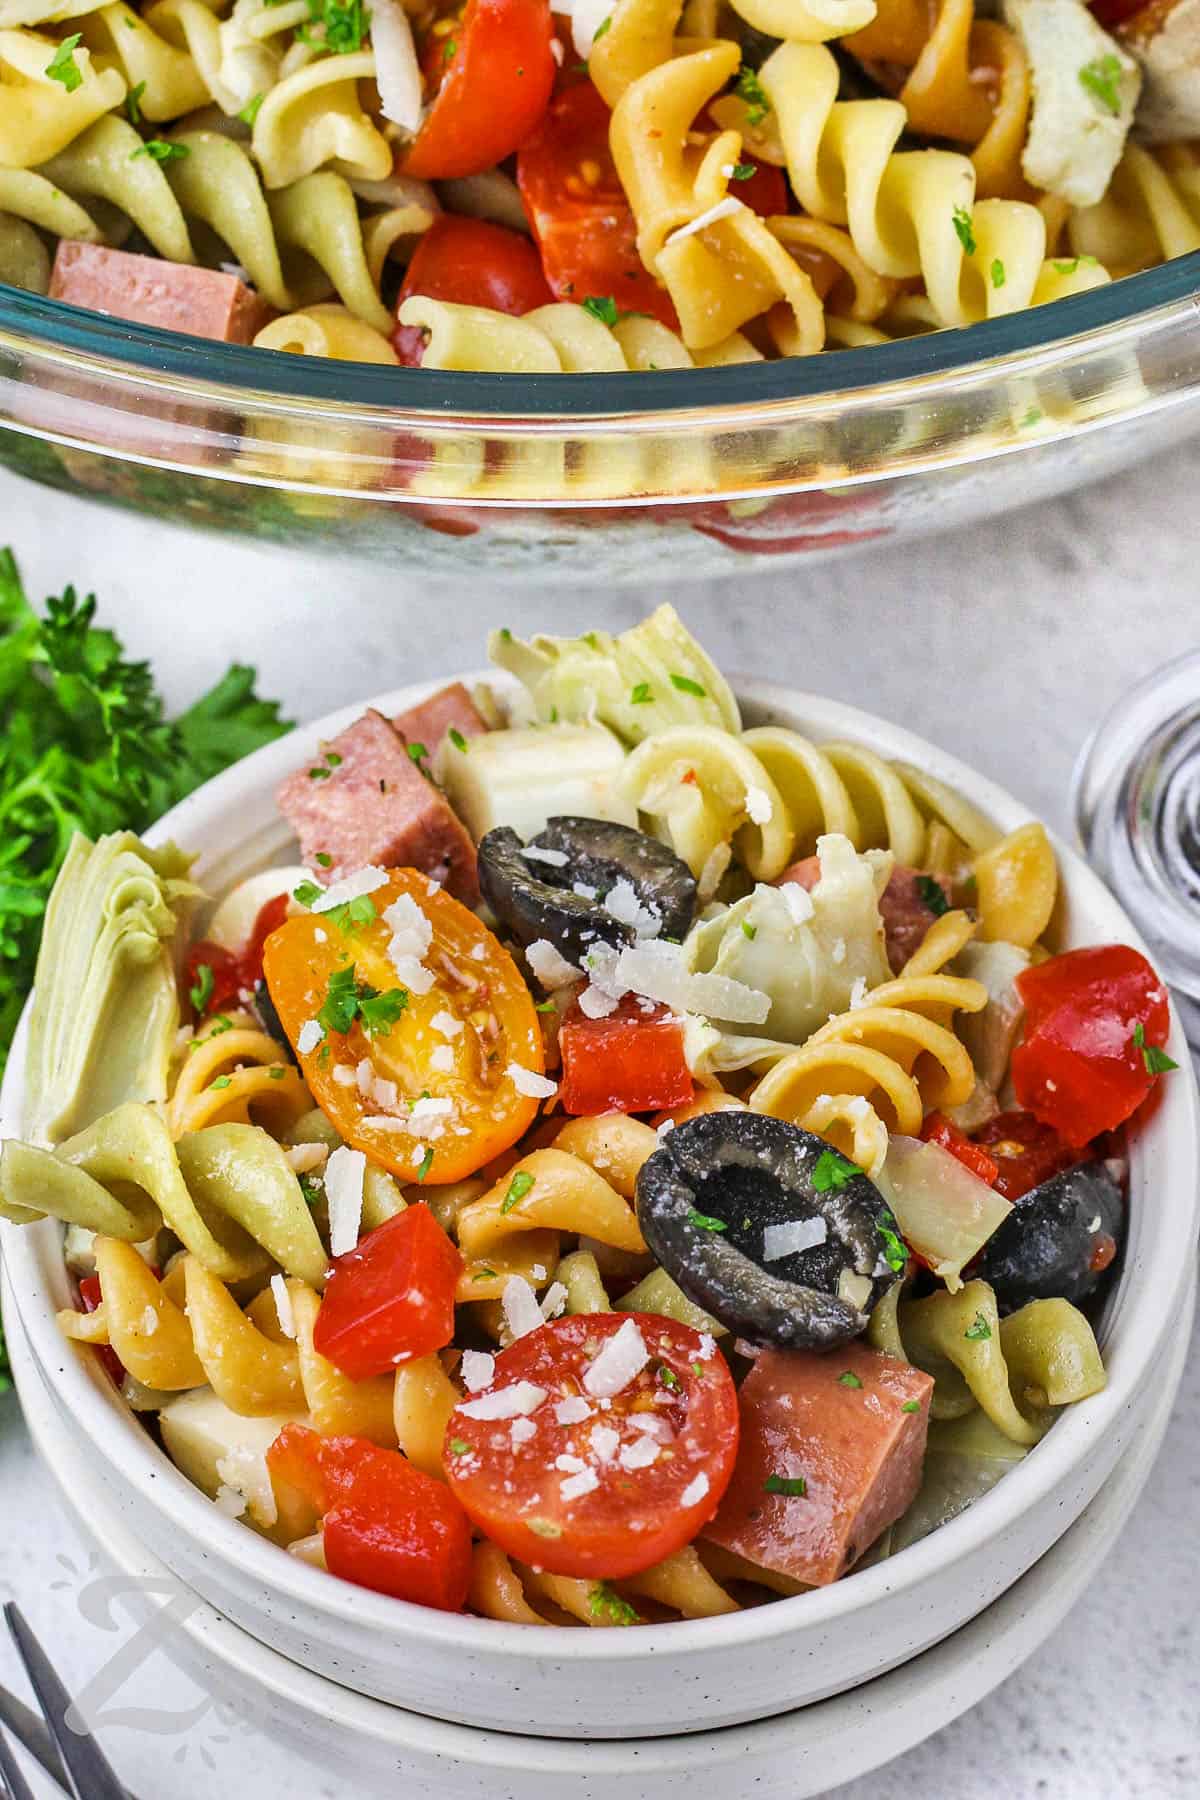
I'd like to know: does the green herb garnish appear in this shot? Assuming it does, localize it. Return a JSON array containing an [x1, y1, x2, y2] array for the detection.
[[876, 1209, 909, 1275], [657, 1363, 682, 1392], [315, 852, 332, 868], [296, 0, 371, 55], [582, 295, 621, 326], [125, 79, 146, 124], [952, 205, 976, 256], [189, 962, 214, 1014], [209, 1075, 232, 1091], [589, 1581, 639, 1624], [1079, 52, 1123, 116], [299, 1173, 324, 1207], [239, 93, 264, 126], [293, 880, 323, 907], [764, 1473, 807, 1496], [990, 258, 1006, 289], [735, 65, 770, 126], [407, 741, 428, 764], [964, 1312, 992, 1341], [448, 728, 468, 753], [915, 874, 949, 916], [811, 1149, 858, 1194], [837, 1371, 863, 1389], [501, 1170, 535, 1214], [416, 1147, 435, 1182], [687, 1209, 728, 1232], [131, 139, 190, 163], [449, 1438, 470, 1455], [323, 893, 377, 935], [730, 161, 757, 181], [902, 1400, 922, 1413], [1133, 1020, 1178, 1074], [269, 1066, 286, 1079], [316, 965, 363, 1036], [359, 987, 408, 1036], [741, 920, 757, 940], [473, 1267, 497, 1281], [591, 13, 612, 39], [630, 682, 653, 705], [45, 33, 83, 92], [670, 673, 707, 697]]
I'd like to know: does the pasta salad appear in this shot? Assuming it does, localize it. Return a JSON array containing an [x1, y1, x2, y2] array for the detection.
[[4, 0, 1199, 369], [0, 606, 1179, 1625]]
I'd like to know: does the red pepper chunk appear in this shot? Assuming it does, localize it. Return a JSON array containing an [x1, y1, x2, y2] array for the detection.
[[313, 1203, 463, 1381], [1012, 944, 1172, 1148], [972, 1110, 1081, 1201], [558, 995, 694, 1117], [920, 1113, 1000, 1186], [267, 1425, 472, 1611]]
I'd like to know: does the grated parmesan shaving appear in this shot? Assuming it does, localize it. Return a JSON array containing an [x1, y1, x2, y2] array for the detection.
[[369, 0, 423, 132], [325, 1145, 366, 1256], [502, 1275, 544, 1340], [680, 1472, 709, 1507], [554, 1396, 591, 1425], [603, 879, 662, 940], [458, 1380, 548, 1420], [522, 846, 569, 867], [526, 939, 581, 990], [271, 1273, 297, 1339], [297, 1019, 323, 1055], [506, 1063, 558, 1099], [559, 1466, 600, 1502], [511, 1416, 538, 1446], [762, 1217, 829, 1261], [744, 785, 773, 826], [582, 1318, 650, 1397], [618, 1435, 660, 1471], [285, 1142, 328, 1175], [460, 1349, 495, 1393], [430, 1009, 464, 1039], [310, 866, 389, 912], [540, 1281, 569, 1321], [779, 883, 815, 925], [590, 1424, 620, 1462], [664, 197, 744, 246]]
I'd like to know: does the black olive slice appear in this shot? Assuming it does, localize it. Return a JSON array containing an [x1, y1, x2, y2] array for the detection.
[[635, 1112, 899, 1352], [978, 1161, 1124, 1312], [477, 817, 697, 971]]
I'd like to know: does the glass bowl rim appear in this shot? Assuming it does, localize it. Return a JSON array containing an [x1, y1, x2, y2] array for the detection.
[[3, 252, 1200, 420]]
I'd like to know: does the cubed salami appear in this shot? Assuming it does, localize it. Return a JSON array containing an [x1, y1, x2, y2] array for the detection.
[[703, 1342, 933, 1585], [49, 242, 274, 343], [394, 683, 487, 754], [277, 709, 479, 904]]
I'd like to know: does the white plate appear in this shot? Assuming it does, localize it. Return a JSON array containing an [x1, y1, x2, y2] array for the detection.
[[4, 1269, 1189, 1800], [3, 674, 1198, 1738]]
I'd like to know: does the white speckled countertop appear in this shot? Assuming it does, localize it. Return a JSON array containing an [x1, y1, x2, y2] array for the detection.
[[1, 447, 1198, 1799]]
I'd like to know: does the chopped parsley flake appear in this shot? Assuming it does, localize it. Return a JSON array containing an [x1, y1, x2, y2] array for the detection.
[[316, 965, 364, 1036], [45, 33, 83, 92], [294, 880, 323, 906], [735, 65, 770, 126], [189, 962, 214, 1014], [591, 13, 612, 39], [730, 161, 757, 181], [473, 1267, 497, 1281], [534, 998, 556, 1013], [407, 741, 428, 765], [358, 987, 408, 1036], [764, 1473, 807, 1496], [299, 1174, 324, 1207], [501, 1170, 535, 1214], [964, 1311, 992, 1341], [915, 874, 949, 916], [657, 1363, 682, 1391], [741, 920, 757, 940], [209, 1075, 232, 1091], [630, 682, 653, 705], [952, 206, 976, 256], [239, 93, 264, 126], [269, 1066, 286, 1079], [308, 765, 332, 780], [876, 1210, 909, 1275], [323, 893, 377, 935], [499, 627, 513, 642], [582, 295, 621, 326], [687, 1209, 728, 1232], [1079, 53, 1123, 116], [416, 1147, 435, 1182], [1020, 406, 1044, 429], [990, 258, 1006, 289], [590, 1581, 639, 1624], [125, 79, 146, 124], [670, 672, 707, 697], [315, 852, 332, 868], [131, 139, 190, 163], [811, 1149, 858, 1194], [448, 728, 468, 753], [296, 0, 371, 55], [1133, 1020, 1178, 1074], [837, 1371, 863, 1389], [449, 1438, 470, 1456], [902, 1400, 922, 1413]]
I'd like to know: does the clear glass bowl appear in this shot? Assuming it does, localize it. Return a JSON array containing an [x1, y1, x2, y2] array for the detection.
[[3, 256, 1200, 579]]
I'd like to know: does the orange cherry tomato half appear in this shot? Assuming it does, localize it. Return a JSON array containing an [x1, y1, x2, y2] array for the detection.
[[262, 869, 545, 1183], [392, 215, 554, 364], [401, 0, 556, 180], [444, 1313, 739, 1579], [267, 1425, 473, 1610], [516, 81, 680, 328]]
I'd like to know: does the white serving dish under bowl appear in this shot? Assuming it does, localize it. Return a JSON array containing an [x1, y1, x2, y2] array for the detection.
[[2, 677, 1198, 1743], [2, 1264, 1189, 1799]]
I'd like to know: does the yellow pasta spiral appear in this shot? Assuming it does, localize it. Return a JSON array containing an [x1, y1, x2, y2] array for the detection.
[[1071, 143, 1200, 276], [469, 1541, 762, 1626], [750, 971, 988, 1133], [169, 1011, 311, 1138]]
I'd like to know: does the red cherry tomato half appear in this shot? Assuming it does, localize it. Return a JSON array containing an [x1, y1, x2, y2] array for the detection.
[[920, 1112, 1000, 1186], [1088, 0, 1143, 27], [401, 0, 556, 181], [313, 1203, 464, 1381], [267, 1425, 473, 1610], [1012, 944, 1172, 1147], [558, 996, 694, 1117], [392, 215, 554, 364], [517, 81, 680, 328], [78, 1274, 126, 1387], [444, 1313, 738, 1579], [972, 1110, 1082, 1201], [184, 892, 290, 1020]]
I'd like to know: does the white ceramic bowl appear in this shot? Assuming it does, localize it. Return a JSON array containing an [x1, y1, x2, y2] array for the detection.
[[4, 1267, 1190, 1800], [3, 676, 1198, 1742]]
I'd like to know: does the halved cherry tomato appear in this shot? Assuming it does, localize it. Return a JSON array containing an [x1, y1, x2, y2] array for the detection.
[[972, 1111, 1083, 1201], [559, 996, 693, 1116], [262, 869, 544, 1183], [78, 1274, 126, 1387], [184, 893, 290, 1020], [1012, 944, 1172, 1147], [517, 81, 679, 328], [444, 1313, 738, 1579], [1088, 0, 1143, 27], [391, 215, 554, 364], [920, 1113, 999, 1186], [401, 0, 556, 180], [313, 1203, 463, 1380], [267, 1425, 472, 1610]]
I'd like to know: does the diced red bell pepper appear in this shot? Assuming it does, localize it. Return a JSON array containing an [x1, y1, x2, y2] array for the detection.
[[920, 1113, 1000, 1186], [78, 1274, 127, 1387], [1012, 945, 1172, 1148], [312, 1203, 463, 1381], [971, 1110, 1081, 1201], [266, 1425, 472, 1611], [558, 995, 694, 1117]]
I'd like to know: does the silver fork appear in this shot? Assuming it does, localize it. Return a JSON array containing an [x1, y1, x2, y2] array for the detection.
[[0, 1604, 131, 1800]]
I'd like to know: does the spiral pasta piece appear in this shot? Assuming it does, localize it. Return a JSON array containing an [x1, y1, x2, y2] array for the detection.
[[972, 820, 1057, 948], [255, 302, 398, 362], [168, 1013, 311, 1139], [1071, 143, 1200, 275], [750, 972, 988, 1132], [468, 1541, 746, 1626], [78, 0, 209, 119], [0, 27, 125, 167]]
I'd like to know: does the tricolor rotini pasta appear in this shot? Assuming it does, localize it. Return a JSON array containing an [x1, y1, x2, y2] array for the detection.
[[2, 606, 1172, 1626]]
